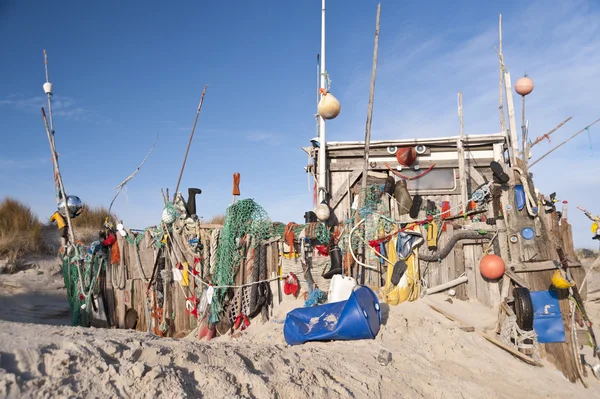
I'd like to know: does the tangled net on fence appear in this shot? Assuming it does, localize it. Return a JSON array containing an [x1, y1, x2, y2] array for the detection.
[[61, 243, 106, 327], [338, 185, 396, 264], [210, 199, 270, 323]]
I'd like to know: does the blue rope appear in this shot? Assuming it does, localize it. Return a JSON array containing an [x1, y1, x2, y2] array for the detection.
[[304, 288, 326, 307]]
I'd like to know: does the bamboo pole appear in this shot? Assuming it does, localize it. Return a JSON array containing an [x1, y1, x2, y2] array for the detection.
[[457, 92, 467, 213], [174, 85, 208, 196], [529, 117, 600, 168], [359, 3, 381, 284], [530, 116, 573, 148]]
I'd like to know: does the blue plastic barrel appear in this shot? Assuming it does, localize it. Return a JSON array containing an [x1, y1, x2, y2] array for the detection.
[[283, 285, 381, 346]]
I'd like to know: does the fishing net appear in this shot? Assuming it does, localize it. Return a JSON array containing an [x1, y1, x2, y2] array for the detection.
[[61, 243, 106, 327], [339, 185, 395, 259], [209, 199, 270, 323]]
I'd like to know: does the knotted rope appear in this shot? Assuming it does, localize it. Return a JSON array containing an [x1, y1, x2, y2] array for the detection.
[[209, 228, 220, 275]]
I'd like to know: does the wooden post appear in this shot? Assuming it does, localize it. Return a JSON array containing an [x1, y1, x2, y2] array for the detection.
[[359, 3, 381, 284], [457, 92, 468, 213], [360, 2, 381, 193], [504, 72, 520, 165]]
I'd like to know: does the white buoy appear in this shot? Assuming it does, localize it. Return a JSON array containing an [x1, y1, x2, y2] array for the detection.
[[315, 203, 330, 221], [43, 82, 53, 94]]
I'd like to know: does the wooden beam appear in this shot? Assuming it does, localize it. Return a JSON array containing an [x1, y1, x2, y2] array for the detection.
[[330, 169, 362, 210], [503, 269, 530, 289], [468, 165, 487, 186], [509, 260, 582, 273], [326, 133, 507, 148]]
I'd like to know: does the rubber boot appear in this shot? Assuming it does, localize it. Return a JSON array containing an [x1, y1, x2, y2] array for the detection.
[[186, 188, 202, 216]]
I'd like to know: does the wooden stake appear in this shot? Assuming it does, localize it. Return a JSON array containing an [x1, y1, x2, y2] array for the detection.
[[530, 116, 573, 148], [359, 2, 381, 284], [174, 85, 208, 196], [529, 117, 600, 168], [457, 92, 467, 213]]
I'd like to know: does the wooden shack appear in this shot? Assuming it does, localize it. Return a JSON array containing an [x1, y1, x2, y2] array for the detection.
[[307, 130, 589, 383]]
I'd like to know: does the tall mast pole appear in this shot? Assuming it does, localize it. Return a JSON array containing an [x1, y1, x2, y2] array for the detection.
[[317, 0, 327, 203]]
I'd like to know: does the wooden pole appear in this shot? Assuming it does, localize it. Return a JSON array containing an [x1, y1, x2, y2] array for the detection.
[[504, 72, 520, 165], [360, 2, 381, 193], [41, 108, 76, 245], [530, 116, 573, 148], [529, 117, 600, 168], [521, 95, 526, 158], [498, 15, 506, 133], [174, 85, 208, 196], [359, 2, 381, 284], [457, 92, 467, 213]]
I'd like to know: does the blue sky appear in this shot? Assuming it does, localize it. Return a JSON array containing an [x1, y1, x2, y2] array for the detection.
[[1, 0, 600, 248]]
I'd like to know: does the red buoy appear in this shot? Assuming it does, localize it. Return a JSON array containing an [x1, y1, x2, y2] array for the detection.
[[479, 254, 505, 280]]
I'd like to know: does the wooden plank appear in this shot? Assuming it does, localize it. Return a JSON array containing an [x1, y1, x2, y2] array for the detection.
[[464, 244, 478, 300], [503, 269, 530, 289], [509, 260, 582, 273], [325, 133, 506, 148], [428, 304, 543, 367], [329, 158, 494, 172], [468, 165, 487, 186], [473, 244, 491, 307], [330, 169, 362, 210]]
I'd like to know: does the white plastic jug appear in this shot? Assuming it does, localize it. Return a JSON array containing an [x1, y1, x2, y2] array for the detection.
[[328, 275, 357, 303]]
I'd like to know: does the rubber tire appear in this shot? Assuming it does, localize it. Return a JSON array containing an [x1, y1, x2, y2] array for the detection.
[[513, 287, 534, 331]]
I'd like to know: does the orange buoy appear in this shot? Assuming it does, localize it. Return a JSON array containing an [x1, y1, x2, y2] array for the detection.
[[515, 76, 534, 96], [479, 254, 505, 280], [395, 147, 417, 167]]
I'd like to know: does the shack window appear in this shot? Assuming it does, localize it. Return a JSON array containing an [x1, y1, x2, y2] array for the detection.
[[400, 168, 456, 191]]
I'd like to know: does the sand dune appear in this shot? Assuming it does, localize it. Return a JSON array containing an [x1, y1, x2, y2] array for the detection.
[[0, 255, 599, 398]]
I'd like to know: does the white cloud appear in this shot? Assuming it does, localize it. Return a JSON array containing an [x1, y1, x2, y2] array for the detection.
[[332, 0, 600, 247], [0, 95, 87, 120]]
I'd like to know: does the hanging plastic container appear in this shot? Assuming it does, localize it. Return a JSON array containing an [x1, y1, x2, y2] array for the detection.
[[284, 285, 381, 345], [394, 180, 413, 215], [561, 201, 568, 221], [317, 89, 341, 120], [328, 275, 357, 303], [514, 185, 526, 211]]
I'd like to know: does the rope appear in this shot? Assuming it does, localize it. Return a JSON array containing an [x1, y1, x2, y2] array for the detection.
[[384, 162, 437, 180], [209, 228, 220, 275], [500, 315, 541, 363]]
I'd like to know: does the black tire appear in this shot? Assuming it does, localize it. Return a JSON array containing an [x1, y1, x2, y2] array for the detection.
[[513, 287, 534, 331]]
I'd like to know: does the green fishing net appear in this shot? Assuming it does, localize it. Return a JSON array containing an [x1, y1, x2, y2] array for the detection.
[[61, 244, 106, 327]]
